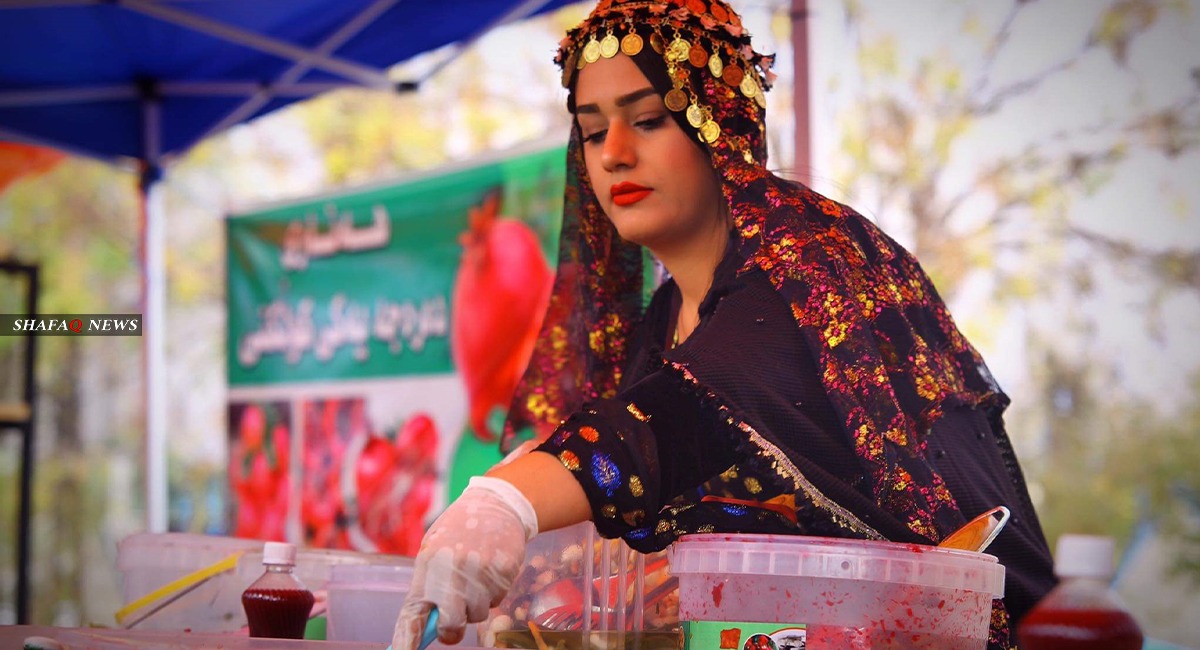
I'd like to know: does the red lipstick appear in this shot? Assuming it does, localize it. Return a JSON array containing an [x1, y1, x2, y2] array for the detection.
[[611, 182, 652, 207]]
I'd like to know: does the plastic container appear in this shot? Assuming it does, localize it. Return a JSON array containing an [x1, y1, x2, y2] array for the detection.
[[116, 532, 410, 632], [482, 521, 678, 650], [1018, 534, 1143, 649], [669, 534, 1005, 650], [116, 533, 262, 631], [326, 562, 415, 643]]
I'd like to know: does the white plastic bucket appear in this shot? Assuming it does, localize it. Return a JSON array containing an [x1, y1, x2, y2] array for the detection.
[[669, 534, 1005, 650]]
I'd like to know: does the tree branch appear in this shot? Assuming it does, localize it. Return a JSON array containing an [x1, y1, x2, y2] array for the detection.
[[969, 0, 1025, 98]]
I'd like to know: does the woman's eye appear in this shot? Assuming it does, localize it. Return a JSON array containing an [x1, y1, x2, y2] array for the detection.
[[580, 114, 664, 144], [635, 115, 668, 130], [582, 129, 607, 144]]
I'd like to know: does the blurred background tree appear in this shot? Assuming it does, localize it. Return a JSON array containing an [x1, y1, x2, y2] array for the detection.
[[808, 0, 1200, 591]]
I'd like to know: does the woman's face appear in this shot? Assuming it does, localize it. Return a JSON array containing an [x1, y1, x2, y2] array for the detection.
[[574, 54, 726, 252]]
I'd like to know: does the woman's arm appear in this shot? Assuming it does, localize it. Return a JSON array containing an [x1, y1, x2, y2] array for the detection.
[[390, 450, 592, 650], [486, 449, 591, 532]]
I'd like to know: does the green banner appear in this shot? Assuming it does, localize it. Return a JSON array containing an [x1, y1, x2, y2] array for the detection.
[[227, 145, 565, 386]]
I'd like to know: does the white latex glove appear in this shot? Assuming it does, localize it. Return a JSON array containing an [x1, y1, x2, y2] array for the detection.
[[392, 476, 538, 650]]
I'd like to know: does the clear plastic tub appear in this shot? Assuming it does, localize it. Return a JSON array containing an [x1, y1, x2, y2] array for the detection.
[[326, 562, 415, 643], [116, 533, 262, 632], [116, 532, 410, 632], [669, 534, 1005, 650], [482, 521, 678, 650]]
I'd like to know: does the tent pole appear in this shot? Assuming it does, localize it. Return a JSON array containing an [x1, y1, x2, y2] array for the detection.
[[792, 0, 812, 187], [415, 0, 554, 85], [140, 89, 168, 533], [198, 0, 399, 144], [118, 0, 390, 88]]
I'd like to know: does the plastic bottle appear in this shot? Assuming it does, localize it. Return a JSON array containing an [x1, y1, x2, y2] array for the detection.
[[241, 541, 315, 639], [1018, 534, 1144, 650]]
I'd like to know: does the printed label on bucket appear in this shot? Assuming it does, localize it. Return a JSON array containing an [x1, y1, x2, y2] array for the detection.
[[683, 621, 807, 650]]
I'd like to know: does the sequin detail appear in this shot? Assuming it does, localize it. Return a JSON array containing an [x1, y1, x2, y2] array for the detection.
[[579, 425, 600, 442], [559, 450, 581, 472], [666, 359, 884, 540], [550, 427, 573, 446], [592, 452, 621, 496]]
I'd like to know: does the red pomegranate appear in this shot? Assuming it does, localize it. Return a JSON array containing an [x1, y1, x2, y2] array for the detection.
[[451, 189, 553, 441]]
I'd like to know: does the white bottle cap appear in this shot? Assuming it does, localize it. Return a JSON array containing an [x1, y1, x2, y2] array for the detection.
[[1054, 534, 1114, 579], [262, 541, 297, 566]]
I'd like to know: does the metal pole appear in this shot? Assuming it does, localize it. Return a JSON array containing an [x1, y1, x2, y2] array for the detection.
[[144, 177, 168, 533], [0, 85, 136, 107], [792, 0, 812, 186], [199, 0, 399, 144], [17, 263, 38, 624], [141, 88, 168, 533], [118, 0, 392, 88]]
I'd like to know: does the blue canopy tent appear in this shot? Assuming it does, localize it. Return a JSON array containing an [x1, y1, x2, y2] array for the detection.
[[0, 0, 579, 623]]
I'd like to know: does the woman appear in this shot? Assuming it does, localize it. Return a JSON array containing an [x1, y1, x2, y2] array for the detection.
[[393, 1, 1055, 649]]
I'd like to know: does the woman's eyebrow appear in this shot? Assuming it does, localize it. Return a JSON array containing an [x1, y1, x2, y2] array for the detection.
[[574, 87, 659, 114]]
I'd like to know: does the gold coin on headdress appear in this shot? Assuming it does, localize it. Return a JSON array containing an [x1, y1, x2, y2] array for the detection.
[[740, 74, 758, 97], [583, 38, 601, 64], [686, 103, 704, 128], [755, 88, 768, 108], [722, 64, 744, 87], [700, 119, 721, 144], [664, 88, 688, 112], [650, 31, 665, 54], [688, 42, 708, 68], [708, 52, 723, 77], [668, 37, 691, 63], [620, 32, 643, 56], [600, 33, 620, 58], [576, 48, 587, 69]]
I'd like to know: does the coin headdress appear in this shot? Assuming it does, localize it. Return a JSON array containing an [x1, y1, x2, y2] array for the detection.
[[556, 0, 775, 165]]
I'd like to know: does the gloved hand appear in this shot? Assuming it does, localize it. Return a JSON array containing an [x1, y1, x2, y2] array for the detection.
[[392, 476, 538, 650]]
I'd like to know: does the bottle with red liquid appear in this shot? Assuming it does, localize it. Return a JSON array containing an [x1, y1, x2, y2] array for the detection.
[[241, 541, 315, 639], [1018, 534, 1144, 650]]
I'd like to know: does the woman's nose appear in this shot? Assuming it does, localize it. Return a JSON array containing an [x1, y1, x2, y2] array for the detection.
[[601, 121, 635, 171]]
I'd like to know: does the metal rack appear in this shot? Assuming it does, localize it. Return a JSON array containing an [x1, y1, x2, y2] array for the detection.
[[0, 259, 38, 624]]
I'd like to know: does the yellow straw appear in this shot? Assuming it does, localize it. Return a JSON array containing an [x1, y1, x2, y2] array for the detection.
[[114, 551, 244, 626]]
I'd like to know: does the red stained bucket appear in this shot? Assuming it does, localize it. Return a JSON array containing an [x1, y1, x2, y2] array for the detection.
[[670, 534, 1005, 650]]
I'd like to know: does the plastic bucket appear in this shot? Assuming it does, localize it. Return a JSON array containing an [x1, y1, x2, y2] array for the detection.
[[669, 534, 1005, 650], [326, 562, 415, 643]]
